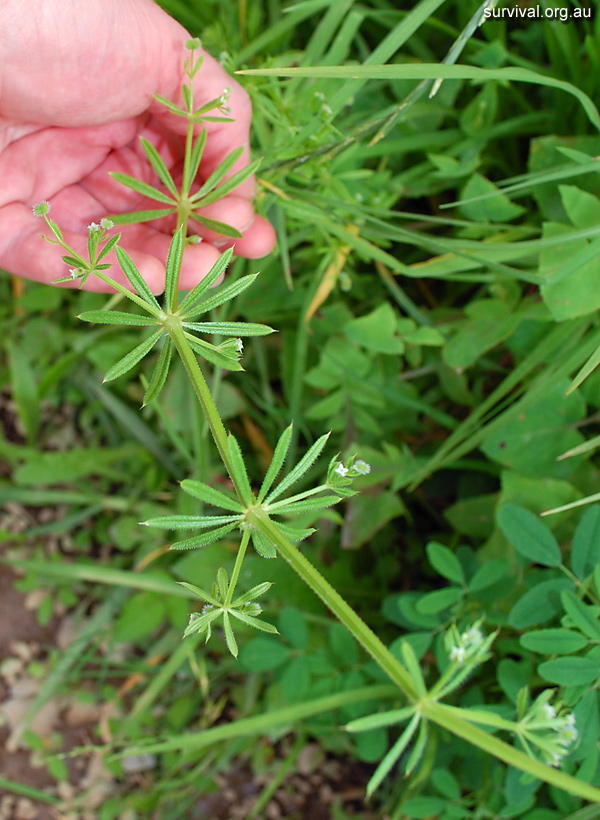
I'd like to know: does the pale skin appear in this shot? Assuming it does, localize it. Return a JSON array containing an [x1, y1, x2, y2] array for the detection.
[[0, 0, 276, 292]]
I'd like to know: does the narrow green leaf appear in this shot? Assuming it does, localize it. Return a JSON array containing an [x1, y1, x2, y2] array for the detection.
[[217, 567, 229, 601], [230, 610, 279, 634], [259, 425, 293, 503], [266, 432, 330, 504], [103, 330, 162, 382], [268, 495, 341, 515], [45, 217, 63, 243], [191, 159, 261, 207], [170, 522, 238, 550], [252, 530, 277, 559], [182, 321, 275, 337], [115, 247, 162, 312], [181, 83, 192, 112], [61, 254, 86, 268], [231, 582, 272, 607], [184, 608, 221, 638], [186, 273, 258, 317], [193, 146, 244, 200], [401, 641, 427, 697], [367, 713, 420, 796], [498, 504, 562, 567], [223, 612, 238, 657], [275, 522, 316, 542], [153, 93, 188, 117], [165, 228, 184, 312], [110, 208, 175, 225], [144, 514, 239, 529], [183, 129, 207, 194], [185, 333, 243, 371], [177, 582, 219, 606], [405, 720, 428, 776], [227, 434, 254, 505], [180, 479, 243, 513], [143, 337, 172, 406], [139, 136, 179, 198], [109, 172, 175, 204], [78, 310, 157, 327], [567, 343, 600, 394], [346, 706, 415, 733], [178, 247, 234, 316], [96, 233, 121, 262], [189, 212, 243, 238], [561, 590, 600, 641]]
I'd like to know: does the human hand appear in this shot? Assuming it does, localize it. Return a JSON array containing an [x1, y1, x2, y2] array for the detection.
[[0, 0, 276, 292]]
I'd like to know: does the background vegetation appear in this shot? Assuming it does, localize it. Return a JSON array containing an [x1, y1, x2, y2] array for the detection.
[[3, 0, 600, 817]]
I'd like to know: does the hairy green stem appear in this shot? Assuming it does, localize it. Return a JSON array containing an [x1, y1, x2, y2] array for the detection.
[[225, 528, 251, 606]]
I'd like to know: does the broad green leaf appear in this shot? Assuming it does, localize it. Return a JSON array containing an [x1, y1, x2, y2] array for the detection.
[[222, 612, 238, 657], [183, 129, 207, 194], [278, 607, 308, 651], [571, 505, 600, 579], [227, 434, 254, 506], [509, 579, 573, 629], [165, 228, 184, 312], [459, 175, 524, 222], [143, 337, 172, 406], [520, 628, 588, 655], [416, 587, 462, 615], [193, 146, 244, 200], [110, 208, 175, 225], [182, 321, 274, 336], [115, 247, 162, 311], [103, 330, 163, 382], [497, 504, 562, 567], [78, 310, 157, 327], [187, 273, 258, 316], [344, 303, 404, 354], [191, 158, 261, 207], [426, 542, 465, 585], [258, 424, 293, 502], [178, 247, 234, 316], [184, 334, 243, 371], [265, 432, 330, 503], [251, 530, 277, 559], [189, 212, 243, 238], [468, 559, 510, 593], [8, 343, 40, 446], [561, 591, 600, 641], [239, 637, 290, 672], [268, 495, 341, 515], [401, 797, 447, 819], [144, 514, 239, 529], [538, 656, 600, 686], [139, 136, 179, 198], [180, 479, 243, 512], [109, 172, 175, 204], [170, 522, 238, 550]]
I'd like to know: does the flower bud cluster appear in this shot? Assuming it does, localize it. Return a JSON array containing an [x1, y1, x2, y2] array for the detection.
[[519, 690, 579, 767], [446, 622, 485, 665]]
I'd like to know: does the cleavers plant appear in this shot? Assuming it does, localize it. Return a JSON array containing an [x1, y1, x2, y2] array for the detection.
[[32, 40, 600, 805]]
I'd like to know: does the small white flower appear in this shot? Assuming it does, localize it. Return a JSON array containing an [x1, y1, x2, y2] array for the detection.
[[69, 269, 80, 280], [353, 460, 371, 475], [201, 604, 214, 614], [334, 463, 349, 477], [450, 646, 466, 664], [32, 201, 50, 217], [100, 218, 114, 230], [542, 703, 557, 720], [87, 222, 100, 232], [236, 339, 243, 353], [550, 751, 564, 767], [462, 627, 483, 647]]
